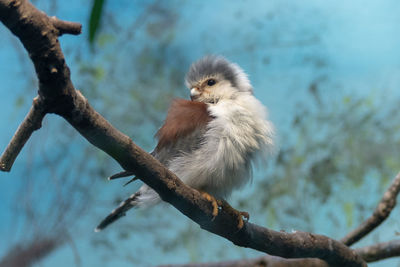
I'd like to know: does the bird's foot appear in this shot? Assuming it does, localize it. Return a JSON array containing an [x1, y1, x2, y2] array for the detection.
[[237, 211, 250, 229], [218, 199, 249, 230], [200, 191, 219, 219], [198, 192, 250, 230]]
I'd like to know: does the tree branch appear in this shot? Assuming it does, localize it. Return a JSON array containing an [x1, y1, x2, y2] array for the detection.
[[50, 16, 82, 36], [341, 172, 400, 246], [0, 1, 367, 266], [160, 240, 400, 267], [355, 240, 400, 263], [0, 96, 45, 171]]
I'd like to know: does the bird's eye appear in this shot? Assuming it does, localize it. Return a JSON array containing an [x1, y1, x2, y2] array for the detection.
[[207, 79, 216, 86]]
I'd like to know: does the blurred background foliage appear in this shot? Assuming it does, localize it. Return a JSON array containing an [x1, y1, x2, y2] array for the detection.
[[0, 0, 400, 266]]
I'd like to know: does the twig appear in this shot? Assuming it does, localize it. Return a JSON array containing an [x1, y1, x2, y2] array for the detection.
[[341, 172, 400, 246], [64, 230, 81, 267], [356, 240, 400, 263], [0, 96, 45, 172], [50, 16, 81, 36]]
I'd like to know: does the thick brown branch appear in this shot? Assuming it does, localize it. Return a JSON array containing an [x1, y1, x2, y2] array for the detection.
[[355, 240, 400, 263], [50, 16, 81, 36], [0, 1, 367, 266], [0, 0, 75, 99], [341, 172, 400, 246], [0, 96, 45, 171]]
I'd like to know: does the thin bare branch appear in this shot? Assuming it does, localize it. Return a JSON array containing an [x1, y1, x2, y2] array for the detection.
[[341, 172, 400, 246], [355, 240, 400, 263], [0, 96, 45, 172], [65, 230, 81, 267], [50, 16, 81, 36]]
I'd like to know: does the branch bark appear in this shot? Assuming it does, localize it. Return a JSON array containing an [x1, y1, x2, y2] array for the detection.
[[0, 96, 45, 171], [0, 1, 372, 266], [355, 240, 400, 263]]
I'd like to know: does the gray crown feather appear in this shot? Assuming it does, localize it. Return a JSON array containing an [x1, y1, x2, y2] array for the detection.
[[185, 55, 252, 93]]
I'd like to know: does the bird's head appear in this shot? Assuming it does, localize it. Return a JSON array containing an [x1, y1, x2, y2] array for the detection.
[[185, 56, 253, 104]]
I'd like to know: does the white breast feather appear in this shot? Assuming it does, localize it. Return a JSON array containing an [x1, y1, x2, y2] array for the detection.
[[168, 92, 274, 198]]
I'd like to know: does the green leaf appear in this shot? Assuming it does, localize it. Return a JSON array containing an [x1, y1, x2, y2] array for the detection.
[[88, 0, 105, 44], [343, 202, 354, 227], [15, 96, 25, 108], [97, 33, 115, 47]]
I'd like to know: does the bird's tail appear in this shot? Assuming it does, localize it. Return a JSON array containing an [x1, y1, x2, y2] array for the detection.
[[95, 192, 141, 232]]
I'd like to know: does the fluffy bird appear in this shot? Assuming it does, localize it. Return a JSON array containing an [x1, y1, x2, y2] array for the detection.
[[95, 56, 274, 231]]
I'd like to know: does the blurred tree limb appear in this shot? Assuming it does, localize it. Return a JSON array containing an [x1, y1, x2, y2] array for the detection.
[[0, 238, 60, 267], [341, 172, 400, 246], [0, 1, 398, 267]]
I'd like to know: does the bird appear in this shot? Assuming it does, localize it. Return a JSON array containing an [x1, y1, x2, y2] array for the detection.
[[95, 55, 275, 232]]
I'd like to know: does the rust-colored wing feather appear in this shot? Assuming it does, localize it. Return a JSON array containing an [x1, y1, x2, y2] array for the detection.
[[155, 99, 212, 151]]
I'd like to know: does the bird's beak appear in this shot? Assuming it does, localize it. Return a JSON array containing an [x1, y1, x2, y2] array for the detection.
[[190, 87, 201, 101]]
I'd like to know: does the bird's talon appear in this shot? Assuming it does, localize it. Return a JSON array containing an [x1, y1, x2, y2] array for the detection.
[[240, 211, 250, 221], [237, 216, 244, 229], [200, 191, 219, 219], [217, 199, 249, 230], [233, 211, 248, 230], [235, 211, 249, 230]]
